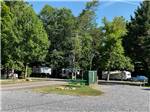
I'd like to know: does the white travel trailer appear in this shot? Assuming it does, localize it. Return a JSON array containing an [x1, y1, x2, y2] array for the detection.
[[102, 70, 131, 80], [61, 68, 82, 78], [32, 66, 52, 75]]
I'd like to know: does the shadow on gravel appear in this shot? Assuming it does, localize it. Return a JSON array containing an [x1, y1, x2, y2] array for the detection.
[[49, 79, 67, 82], [98, 81, 142, 86], [98, 82, 119, 86], [98, 81, 130, 85], [142, 88, 150, 91]]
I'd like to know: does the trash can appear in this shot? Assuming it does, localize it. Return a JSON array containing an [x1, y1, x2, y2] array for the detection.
[[83, 70, 97, 85]]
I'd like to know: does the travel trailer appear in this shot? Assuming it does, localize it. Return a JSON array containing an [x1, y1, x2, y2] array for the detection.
[[102, 70, 131, 80], [32, 66, 52, 77], [61, 68, 83, 78]]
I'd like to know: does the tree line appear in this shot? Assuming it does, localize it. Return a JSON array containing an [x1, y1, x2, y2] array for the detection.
[[1, 0, 150, 80]]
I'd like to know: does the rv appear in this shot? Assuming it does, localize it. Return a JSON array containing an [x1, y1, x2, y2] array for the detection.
[[102, 70, 131, 80], [61, 68, 83, 78], [32, 66, 52, 77]]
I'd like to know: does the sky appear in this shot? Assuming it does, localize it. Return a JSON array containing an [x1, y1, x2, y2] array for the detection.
[[27, 0, 143, 26]]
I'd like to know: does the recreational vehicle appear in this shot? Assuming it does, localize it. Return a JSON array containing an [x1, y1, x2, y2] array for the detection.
[[32, 66, 52, 77], [102, 70, 131, 80]]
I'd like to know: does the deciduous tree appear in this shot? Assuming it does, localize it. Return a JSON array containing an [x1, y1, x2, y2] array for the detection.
[[1, 1, 49, 77], [40, 5, 76, 69], [100, 17, 134, 80]]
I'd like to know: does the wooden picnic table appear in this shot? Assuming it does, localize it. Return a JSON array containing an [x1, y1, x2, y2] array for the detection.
[[66, 79, 87, 85]]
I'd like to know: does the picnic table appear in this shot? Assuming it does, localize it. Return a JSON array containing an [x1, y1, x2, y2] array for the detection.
[[66, 79, 87, 85]]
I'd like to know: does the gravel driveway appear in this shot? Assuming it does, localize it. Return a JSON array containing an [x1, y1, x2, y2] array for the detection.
[[1, 84, 150, 112]]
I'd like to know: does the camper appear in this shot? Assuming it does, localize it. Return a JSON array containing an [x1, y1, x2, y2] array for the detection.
[[61, 68, 83, 78], [32, 66, 51, 77], [102, 70, 131, 80]]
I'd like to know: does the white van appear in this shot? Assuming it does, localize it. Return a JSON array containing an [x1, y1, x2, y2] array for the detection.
[[102, 70, 131, 80]]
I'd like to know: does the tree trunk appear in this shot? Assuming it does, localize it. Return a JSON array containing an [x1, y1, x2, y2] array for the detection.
[[90, 54, 94, 70], [6, 67, 8, 79], [107, 71, 110, 81], [72, 72, 74, 80], [12, 68, 14, 73], [81, 71, 83, 80], [25, 64, 28, 79], [90, 58, 92, 70], [11, 68, 15, 79]]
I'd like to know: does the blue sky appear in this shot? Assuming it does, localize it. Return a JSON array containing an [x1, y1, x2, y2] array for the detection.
[[27, 0, 142, 26]]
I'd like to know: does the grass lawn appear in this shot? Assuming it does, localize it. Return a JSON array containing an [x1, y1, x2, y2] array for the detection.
[[33, 84, 103, 96], [144, 84, 150, 87], [0, 78, 42, 85]]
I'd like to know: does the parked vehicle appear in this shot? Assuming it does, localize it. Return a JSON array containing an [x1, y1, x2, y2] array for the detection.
[[61, 68, 83, 79], [131, 75, 148, 82], [32, 66, 52, 77], [102, 70, 131, 80]]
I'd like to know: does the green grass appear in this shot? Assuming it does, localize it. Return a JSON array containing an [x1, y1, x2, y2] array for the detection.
[[0, 79, 41, 85], [144, 84, 150, 87], [33, 84, 103, 96]]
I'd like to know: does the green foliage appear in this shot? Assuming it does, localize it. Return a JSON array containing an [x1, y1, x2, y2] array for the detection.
[[1, 1, 49, 72], [39, 0, 99, 70], [27, 67, 32, 77], [76, 0, 99, 70], [89, 27, 103, 70], [70, 32, 82, 68], [40, 5, 75, 68], [86, 0, 99, 11], [2, 0, 143, 76], [1, 2, 23, 70], [123, 1, 150, 81], [100, 17, 134, 71], [77, 0, 98, 32], [79, 33, 93, 70]]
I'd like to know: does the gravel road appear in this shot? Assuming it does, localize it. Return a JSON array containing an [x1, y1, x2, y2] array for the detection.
[[1, 80, 66, 91], [1, 84, 150, 112]]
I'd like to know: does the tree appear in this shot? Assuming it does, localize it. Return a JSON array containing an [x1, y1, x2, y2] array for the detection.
[[1, 1, 24, 72], [76, 0, 99, 70], [1, 1, 49, 77], [78, 33, 93, 70], [39, 5, 76, 69], [100, 17, 134, 81], [90, 27, 103, 70], [123, 1, 150, 80], [70, 31, 82, 69]]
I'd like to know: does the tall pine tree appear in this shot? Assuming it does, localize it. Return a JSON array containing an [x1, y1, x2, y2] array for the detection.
[[123, 1, 150, 79]]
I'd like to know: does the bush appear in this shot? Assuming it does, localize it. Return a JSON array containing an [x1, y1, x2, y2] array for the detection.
[[27, 67, 32, 77], [18, 67, 32, 79]]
